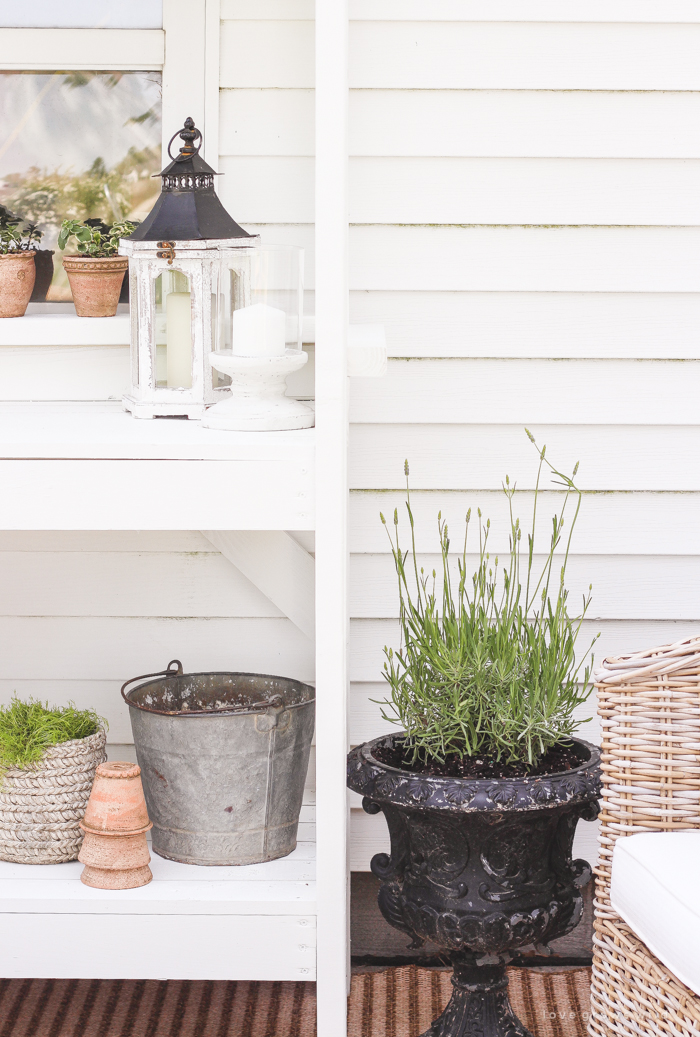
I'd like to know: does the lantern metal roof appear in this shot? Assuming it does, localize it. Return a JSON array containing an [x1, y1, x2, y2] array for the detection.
[[127, 117, 253, 243]]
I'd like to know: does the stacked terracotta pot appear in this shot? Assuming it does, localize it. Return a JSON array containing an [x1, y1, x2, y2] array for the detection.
[[78, 761, 153, 889]]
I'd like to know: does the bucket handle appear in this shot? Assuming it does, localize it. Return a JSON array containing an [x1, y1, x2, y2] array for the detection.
[[255, 694, 290, 732], [121, 659, 183, 702]]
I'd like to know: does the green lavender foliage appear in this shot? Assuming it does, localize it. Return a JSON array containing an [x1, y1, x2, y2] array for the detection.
[[379, 431, 598, 766], [0, 698, 104, 772]]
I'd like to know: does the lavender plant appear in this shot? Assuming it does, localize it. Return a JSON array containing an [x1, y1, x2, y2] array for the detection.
[[379, 431, 598, 767]]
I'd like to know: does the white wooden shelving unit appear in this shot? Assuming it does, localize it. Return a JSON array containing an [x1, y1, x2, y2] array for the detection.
[[0, 1, 352, 1032]]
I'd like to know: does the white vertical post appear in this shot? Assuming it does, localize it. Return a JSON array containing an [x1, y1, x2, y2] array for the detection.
[[162, 0, 207, 156], [203, 0, 221, 168], [315, 0, 349, 1030]]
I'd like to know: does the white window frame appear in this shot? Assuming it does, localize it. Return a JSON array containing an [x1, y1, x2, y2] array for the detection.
[[0, 0, 221, 236]]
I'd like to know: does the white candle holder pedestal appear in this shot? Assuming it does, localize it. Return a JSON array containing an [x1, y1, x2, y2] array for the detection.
[[201, 350, 315, 431]]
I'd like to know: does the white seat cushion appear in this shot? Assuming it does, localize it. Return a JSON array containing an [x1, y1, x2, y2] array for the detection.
[[610, 831, 700, 997]]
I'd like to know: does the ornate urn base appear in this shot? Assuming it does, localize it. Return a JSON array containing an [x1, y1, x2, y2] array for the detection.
[[347, 735, 601, 1037]]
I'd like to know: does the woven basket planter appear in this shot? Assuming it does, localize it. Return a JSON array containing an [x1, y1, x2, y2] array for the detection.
[[589, 637, 700, 1037], [0, 728, 107, 864]]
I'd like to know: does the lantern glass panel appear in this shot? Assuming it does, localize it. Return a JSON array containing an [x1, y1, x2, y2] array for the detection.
[[217, 244, 303, 358], [155, 269, 193, 390]]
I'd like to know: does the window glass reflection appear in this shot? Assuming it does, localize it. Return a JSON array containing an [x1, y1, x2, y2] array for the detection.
[[0, 71, 161, 300]]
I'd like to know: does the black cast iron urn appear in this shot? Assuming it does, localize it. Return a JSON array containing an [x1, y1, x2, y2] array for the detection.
[[347, 735, 601, 1037]]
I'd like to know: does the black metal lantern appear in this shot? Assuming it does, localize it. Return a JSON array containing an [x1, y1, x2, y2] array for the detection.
[[129, 117, 252, 243], [118, 118, 263, 419]]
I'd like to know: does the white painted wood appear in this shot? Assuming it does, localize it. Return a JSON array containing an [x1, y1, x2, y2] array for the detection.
[[0, 550, 282, 617], [348, 22, 700, 91], [162, 0, 206, 152], [220, 20, 314, 88], [349, 492, 700, 556], [0, 28, 164, 69], [349, 226, 700, 294], [349, 0, 700, 20], [315, 0, 350, 1022], [220, 89, 314, 156], [204, 0, 221, 168], [349, 359, 700, 426], [201, 531, 315, 638], [223, 0, 700, 21], [349, 554, 700, 621], [237, 223, 700, 294], [348, 292, 700, 360], [348, 424, 700, 492], [0, 315, 130, 346], [221, 22, 700, 90], [0, 402, 315, 460], [0, 459, 314, 530], [0, 531, 214, 551], [221, 89, 700, 159], [348, 324, 387, 378], [0, 914, 315, 980], [2, 1, 163, 28], [0, 616, 313, 681], [0, 347, 129, 402], [348, 158, 700, 228], [221, 156, 700, 226]]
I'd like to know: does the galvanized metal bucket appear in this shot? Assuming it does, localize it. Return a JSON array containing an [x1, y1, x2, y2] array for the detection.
[[121, 660, 315, 866]]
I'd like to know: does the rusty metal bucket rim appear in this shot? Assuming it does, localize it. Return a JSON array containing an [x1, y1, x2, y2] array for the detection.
[[122, 662, 316, 719]]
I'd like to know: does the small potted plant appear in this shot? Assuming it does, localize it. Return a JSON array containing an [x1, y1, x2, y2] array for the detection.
[[347, 432, 602, 1037], [59, 217, 137, 317], [0, 207, 42, 317], [0, 698, 106, 864]]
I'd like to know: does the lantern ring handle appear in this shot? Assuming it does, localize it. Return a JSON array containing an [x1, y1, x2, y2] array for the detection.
[[168, 126, 203, 163], [121, 659, 184, 702]]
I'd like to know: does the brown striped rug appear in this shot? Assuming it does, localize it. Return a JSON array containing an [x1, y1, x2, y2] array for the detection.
[[0, 966, 591, 1037]]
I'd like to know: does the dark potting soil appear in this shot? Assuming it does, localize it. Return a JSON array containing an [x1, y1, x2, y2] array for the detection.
[[372, 740, 583, 780]]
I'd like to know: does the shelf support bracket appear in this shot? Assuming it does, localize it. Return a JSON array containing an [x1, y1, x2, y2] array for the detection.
[[200, 530, 315, 640]]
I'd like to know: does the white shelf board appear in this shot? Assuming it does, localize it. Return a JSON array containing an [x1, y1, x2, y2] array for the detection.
[[0, 402, 315, 461], [0, 797, 316, 980], [0, 313, 130, 346], [0, 402, 315, 529]]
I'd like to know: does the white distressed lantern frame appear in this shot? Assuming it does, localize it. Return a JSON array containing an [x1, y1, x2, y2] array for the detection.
[[119, 236, 260, 419]]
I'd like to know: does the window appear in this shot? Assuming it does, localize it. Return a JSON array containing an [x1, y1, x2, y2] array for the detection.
[[0, 70, 162, 300]]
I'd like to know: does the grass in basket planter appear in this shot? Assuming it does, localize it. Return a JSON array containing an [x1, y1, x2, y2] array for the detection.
[[0, 697, 104, 774], [376, 429, 599, 780]]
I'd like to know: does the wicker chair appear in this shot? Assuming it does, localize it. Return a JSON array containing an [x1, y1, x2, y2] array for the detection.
[[589, 638, 700, 1037]]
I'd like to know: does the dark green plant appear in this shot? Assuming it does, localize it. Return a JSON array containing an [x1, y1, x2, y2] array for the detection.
[[58, 217, 137, 258], [0, 698, 105, 772], [0, 205, 42, 255], [379, 431, 598, 767]]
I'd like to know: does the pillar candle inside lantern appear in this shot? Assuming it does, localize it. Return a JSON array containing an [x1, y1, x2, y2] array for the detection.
[[166, 292, 193, 389], [230, 303, 287, 357]]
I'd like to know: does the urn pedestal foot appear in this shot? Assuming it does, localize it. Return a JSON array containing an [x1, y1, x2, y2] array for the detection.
[[421, 960, 533, 1037]]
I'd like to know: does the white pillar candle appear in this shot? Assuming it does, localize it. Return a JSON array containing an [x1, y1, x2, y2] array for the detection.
[[230, 303, 287, 357], [166, 292, 193, 389]]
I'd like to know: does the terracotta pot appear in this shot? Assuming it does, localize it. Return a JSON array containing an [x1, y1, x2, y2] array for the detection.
[[63, 255, 128, 317], [79, 828, 152, 890], [0, 251, 36, 317], [82, 761, 151, 834]]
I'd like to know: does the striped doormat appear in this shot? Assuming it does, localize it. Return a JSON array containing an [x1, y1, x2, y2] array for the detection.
[[0, 966, 591, 1037]]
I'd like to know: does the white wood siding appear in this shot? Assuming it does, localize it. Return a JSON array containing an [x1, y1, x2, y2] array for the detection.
[[216, 3, 698, 870], [1, 6, 691, 878]]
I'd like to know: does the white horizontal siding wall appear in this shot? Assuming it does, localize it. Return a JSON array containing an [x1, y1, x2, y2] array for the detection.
[[0, 532, 314, 781], [226, 4, 700, 870]]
